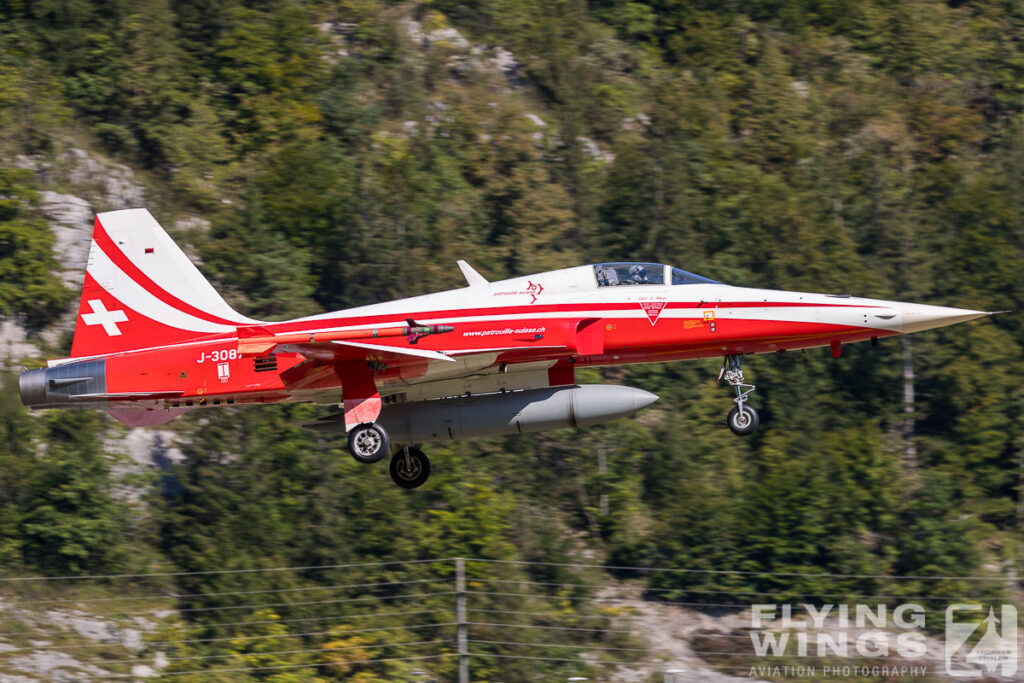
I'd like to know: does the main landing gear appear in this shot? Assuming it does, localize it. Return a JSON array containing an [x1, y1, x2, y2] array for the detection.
[[390, 446, 430, 489], [347, 422, 390, 463], [719, 354, 759, 436], [346, 422, 431, 489]]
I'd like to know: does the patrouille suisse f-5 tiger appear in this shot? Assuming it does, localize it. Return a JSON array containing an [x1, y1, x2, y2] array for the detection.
[[19, 209, 996, 488]]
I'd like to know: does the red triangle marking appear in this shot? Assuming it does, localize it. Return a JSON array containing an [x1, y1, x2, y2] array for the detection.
[[640, 300, 666, 325]]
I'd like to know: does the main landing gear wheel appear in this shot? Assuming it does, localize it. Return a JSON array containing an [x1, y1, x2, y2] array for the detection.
[[390, 447, 430, 489], [347, 422, 390, 463], [719, 354, 760, 436]]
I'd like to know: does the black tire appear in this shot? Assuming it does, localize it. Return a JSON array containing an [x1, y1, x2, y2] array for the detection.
[[390, 447, 430, 489], [347, 422, 390, 463], [727, 405, 759, 436]]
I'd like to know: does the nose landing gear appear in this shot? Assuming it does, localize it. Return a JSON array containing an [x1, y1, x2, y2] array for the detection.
[[719, 355, 759, 435]]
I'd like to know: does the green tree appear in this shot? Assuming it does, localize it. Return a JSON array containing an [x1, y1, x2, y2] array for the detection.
[[20, 411, 130, 574], [0, 167, 72, 327]]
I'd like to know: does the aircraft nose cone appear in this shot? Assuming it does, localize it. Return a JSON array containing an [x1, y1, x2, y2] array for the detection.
[[900, 303, 990, 334]]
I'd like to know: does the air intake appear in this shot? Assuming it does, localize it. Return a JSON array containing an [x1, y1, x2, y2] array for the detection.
[[253, 354, 278, 372]]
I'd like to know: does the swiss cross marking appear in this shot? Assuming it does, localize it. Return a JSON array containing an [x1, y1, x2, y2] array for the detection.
[[82, 299, 128, 336]]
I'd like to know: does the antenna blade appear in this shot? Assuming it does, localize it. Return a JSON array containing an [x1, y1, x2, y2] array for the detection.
[[457, 260, 488, 287]]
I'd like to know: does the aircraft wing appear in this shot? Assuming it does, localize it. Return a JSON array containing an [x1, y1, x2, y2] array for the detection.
[[273, 319, 592, 420]]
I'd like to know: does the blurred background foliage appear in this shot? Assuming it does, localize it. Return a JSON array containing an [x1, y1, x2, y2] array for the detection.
[[1, 0, 1023, 678]]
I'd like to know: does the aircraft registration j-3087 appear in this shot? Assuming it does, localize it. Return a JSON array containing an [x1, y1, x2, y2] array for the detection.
[[19, 209, 996, 488]]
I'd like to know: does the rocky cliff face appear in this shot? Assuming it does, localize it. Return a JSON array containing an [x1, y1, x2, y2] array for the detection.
[[4, 146, 185, 490]]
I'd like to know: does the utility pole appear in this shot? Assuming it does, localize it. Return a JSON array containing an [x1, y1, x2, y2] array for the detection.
[[901, 335, 918, 473], [598, 441, 608, 518], [456, 557, 468, 683]]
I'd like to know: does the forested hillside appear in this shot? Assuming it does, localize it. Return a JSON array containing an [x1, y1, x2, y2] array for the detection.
[[1, 0, 1023, 680]]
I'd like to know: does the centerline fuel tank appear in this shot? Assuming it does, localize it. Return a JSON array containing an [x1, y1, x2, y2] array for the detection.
[[310, 384, 658, 443]]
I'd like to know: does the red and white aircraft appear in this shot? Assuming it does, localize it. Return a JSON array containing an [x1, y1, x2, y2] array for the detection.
[[20, 209, 993, 488]]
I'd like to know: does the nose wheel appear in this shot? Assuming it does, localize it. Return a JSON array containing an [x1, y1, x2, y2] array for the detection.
[[727, 404, 759, 435], [390, 446, 430, 489], [719, 355, 759, 436], [347, 422, 390, 463]]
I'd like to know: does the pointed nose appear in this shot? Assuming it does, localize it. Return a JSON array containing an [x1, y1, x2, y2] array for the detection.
[[900, 303, 990, 334], [632, 387, 660, 412]]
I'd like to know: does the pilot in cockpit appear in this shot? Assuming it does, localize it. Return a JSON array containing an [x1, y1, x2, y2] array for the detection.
[[628, 264, 648, 284], [598, 266, 619, 286]]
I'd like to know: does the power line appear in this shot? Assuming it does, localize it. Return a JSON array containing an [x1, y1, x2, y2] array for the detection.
[[469, 648, 949, 672], [467, 588, 749, 608], [466, 621, 632, 634], [29, 578, 860, 623], [96, 653, 455, 678], [191, 607, 451, 632], [467, 590, 994, 618], [468, 655, 643, 663], [7, 554, 997, 682], [159, 590, 456, 614], [468, 639, 646, 652], [87, 638, 452, 665], [152, 621, 455, 647], [466, 607, 627, 621], [0, 608, 452, 641], [4, 622, 457, 652], [465, 577, 1002, 603], [465, 558, 1016, 582], [686, 649, 941, 659], [0, 557, 454, 582], [9, 577, 450, 606], [689, 631, 963, 640], [2, 555, 1016, 583], [149, 622, 457, 647]]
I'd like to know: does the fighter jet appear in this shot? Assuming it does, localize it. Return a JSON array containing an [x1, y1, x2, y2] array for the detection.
[[19, 209, 994, 488]]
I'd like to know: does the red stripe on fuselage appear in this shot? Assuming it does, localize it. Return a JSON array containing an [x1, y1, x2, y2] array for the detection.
[[77, 301, 896, 362]]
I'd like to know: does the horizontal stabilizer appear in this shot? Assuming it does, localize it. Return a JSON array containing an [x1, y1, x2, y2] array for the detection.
[[77, 390, 185, 400]]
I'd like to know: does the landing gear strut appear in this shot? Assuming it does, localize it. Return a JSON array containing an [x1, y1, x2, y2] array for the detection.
[[347, 422, 390, 463], [390, 446, 430, 489], [719, 355, 759, 436]]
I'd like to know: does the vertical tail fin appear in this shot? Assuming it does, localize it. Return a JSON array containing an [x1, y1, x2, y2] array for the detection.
[[70, 209, 258, 358]]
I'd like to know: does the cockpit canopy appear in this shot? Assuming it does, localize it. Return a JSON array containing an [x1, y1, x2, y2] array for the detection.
[[593, 263, 719, 287]]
